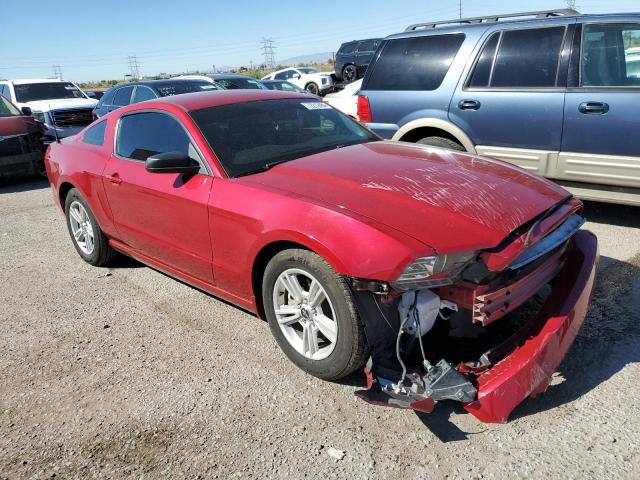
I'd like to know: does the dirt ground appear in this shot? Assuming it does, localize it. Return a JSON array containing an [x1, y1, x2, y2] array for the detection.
[[1, 179, 639, 479]]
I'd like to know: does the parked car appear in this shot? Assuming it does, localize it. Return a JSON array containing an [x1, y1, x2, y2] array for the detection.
[[262, 67, 334, 95], [0, 78, 97, 142], [94, 79, 221, 118], [0, 94, 46, 177], [260, 79, 306, 93], [45, 90, 598, 423], [85, 90, 106, 101], [323, 79, 362, 118], [358, 9, 640, 206], [334, 38, 382, 83], [208, 74, 267, 90]]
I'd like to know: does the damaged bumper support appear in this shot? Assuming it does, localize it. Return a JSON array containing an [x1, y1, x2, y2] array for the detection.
[[355, 230, 599, 423]]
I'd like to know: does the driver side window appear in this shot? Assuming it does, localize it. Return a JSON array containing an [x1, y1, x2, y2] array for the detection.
[[116, 112, 202, 169]]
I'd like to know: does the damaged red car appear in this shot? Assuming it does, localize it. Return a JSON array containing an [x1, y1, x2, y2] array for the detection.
[[45, 90, 598, 423]]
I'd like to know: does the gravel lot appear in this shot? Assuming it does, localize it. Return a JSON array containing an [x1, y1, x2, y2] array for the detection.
[[1, 179, 639, 479]]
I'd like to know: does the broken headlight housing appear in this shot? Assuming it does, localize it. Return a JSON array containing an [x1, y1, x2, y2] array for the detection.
[[392, 252, 476, 290]]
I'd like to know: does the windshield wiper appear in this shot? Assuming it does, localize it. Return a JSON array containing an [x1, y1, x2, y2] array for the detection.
[[236, 160, 289, 177]]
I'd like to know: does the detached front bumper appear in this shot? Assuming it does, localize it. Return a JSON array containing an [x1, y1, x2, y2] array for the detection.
[[356, 230, 599, 423], [464, 230, 598, 422]]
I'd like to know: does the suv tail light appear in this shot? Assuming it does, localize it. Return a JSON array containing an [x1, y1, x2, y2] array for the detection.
[[357, 95, 372, 123]]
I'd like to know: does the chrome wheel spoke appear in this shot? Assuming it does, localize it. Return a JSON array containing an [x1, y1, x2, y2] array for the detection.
[[68, 201, 95, 255], [275, 307, 302, 325], [302, 324, 319, 357], [279, 273, 303, 304], [307, 279, 326, 308], [313, 313, 337, 344], [69, 207, 82, 224]]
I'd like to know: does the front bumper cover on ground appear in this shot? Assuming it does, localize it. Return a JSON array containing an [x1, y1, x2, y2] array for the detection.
[[356, 230, 599, 423]]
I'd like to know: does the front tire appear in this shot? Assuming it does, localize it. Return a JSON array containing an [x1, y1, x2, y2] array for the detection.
[[305, 83, 319, 95], [262, 249, 367, 380], [64, 188, 114, 267]]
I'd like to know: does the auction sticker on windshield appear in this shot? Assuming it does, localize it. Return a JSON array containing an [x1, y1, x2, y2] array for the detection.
[[301, 102, 332, 110]]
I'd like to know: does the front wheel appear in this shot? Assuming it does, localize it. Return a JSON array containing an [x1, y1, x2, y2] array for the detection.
[[305, 83, 319, 95], [262, 249, 367, 380], [342, 64, 358, 83]]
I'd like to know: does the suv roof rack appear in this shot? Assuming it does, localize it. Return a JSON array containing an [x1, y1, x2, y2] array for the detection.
[[405, 9, 581, 32]]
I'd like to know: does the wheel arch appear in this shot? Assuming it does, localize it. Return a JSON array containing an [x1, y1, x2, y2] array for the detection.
[[392, 118, 476, 153], [58, 181, 76, 211], [250, 238, 346, 320]]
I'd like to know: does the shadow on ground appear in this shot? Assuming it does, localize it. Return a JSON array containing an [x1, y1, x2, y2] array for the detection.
[[583, 200, 640, 229], [0, 177, 49, 194]]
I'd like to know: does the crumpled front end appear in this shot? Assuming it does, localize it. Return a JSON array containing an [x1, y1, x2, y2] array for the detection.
[[352, 199, 599, 423]]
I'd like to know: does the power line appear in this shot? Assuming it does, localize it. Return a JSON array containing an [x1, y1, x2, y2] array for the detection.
[[127, 55, 141, 80], [52, 64, 63, 79], [261, 37, 276, 69]]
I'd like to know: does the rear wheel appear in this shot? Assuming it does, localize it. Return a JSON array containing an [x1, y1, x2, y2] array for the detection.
[[262, 249, 367, 380], [417, 136, 465, 152], [64, 188, 114, 267], [305, 83, 319, 95], [342, 65, 358, 83]]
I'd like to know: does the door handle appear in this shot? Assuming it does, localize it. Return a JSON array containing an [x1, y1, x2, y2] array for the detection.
[[458, 99, 481, 110], [106, 173, 122, 185], [578, 102, 609, 115]]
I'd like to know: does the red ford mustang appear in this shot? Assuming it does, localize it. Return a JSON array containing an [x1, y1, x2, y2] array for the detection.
[[45, 90, 598, 423]]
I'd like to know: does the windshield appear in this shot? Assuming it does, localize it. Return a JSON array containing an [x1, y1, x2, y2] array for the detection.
[[156, 81, 221, 97], [190, 99, 376, 177], [13, 82, 86, 102], [298, 68, 318, 74], [0, 95, 21, 116], [264, 81, 304, 92], [214, 78, 263, 90]]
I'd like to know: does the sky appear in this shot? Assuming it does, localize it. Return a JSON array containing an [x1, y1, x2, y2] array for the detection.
[[1, 0, 638, 82]]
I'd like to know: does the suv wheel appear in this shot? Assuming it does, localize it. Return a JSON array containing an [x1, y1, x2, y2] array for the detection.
[[342, 65, 358, 83], [262, 249, 367, 380], [417, 136, 465, 152], [305, 83, 319, 95]]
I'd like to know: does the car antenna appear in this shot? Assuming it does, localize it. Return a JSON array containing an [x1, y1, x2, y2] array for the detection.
[[49, 104, 60, 143]]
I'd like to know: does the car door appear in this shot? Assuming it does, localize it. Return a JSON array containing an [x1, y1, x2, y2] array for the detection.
[[559, 21, 640, 189], [103, 110, 214, 284], [449, 23, 572, 176], [355, 39, 379, 74]]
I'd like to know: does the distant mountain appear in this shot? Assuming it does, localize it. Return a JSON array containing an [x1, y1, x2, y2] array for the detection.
[[278, 52, 334, 66]]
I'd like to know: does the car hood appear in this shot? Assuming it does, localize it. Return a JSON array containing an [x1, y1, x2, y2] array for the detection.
[[243, 141, 570, 253], [18, 98, 98, 111]]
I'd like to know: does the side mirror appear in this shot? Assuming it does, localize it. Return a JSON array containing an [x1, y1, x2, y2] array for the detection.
[[86, 91, 96, 98], [21, 106, 32, 116], [145, 152, 201, 174], [293, 74, 301, 79]]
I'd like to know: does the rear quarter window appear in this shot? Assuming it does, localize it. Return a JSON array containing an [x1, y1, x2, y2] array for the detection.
[[83, 121, 107, 146], [366, 34, 465, 91]]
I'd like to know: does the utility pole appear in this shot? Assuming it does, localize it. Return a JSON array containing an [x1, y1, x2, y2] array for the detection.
[[261, 38, 276, 71], [127, 55, 141, 80], [52, 64, 63, 79], [565, 0, 577, 10], [459, 0, 462, 19]]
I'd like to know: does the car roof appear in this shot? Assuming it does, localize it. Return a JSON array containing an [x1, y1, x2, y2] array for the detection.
[[386, 12, 640, 39], [209, 73, 256, 79], [7, 78, 69, 85], [148, 90, 313, 112]]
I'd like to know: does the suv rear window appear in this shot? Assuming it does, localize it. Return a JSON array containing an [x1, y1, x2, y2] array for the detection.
[[469, 27, 565, 88], [366, 34, 464, 91]]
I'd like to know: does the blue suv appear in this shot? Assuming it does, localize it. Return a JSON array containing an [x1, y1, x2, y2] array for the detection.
[[359, 9, 640, 205]]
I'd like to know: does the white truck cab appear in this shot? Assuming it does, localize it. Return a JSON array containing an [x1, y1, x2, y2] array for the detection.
[[0, 78, 98, 142]]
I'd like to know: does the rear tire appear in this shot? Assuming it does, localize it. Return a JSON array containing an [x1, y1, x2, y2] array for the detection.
[[64, 188, 114, 267], [417, 136, 465, 152], [342, 65, 358, 83], [262, 249, 367, 380]]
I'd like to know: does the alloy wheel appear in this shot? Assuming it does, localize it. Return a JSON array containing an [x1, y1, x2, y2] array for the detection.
[[68, 201, 95, 255], [272, 268, 338, 360]]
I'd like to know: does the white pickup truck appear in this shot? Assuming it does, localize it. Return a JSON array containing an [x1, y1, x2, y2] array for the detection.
[[0, 78, 97, 142], [262, 67, 335, 95]]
